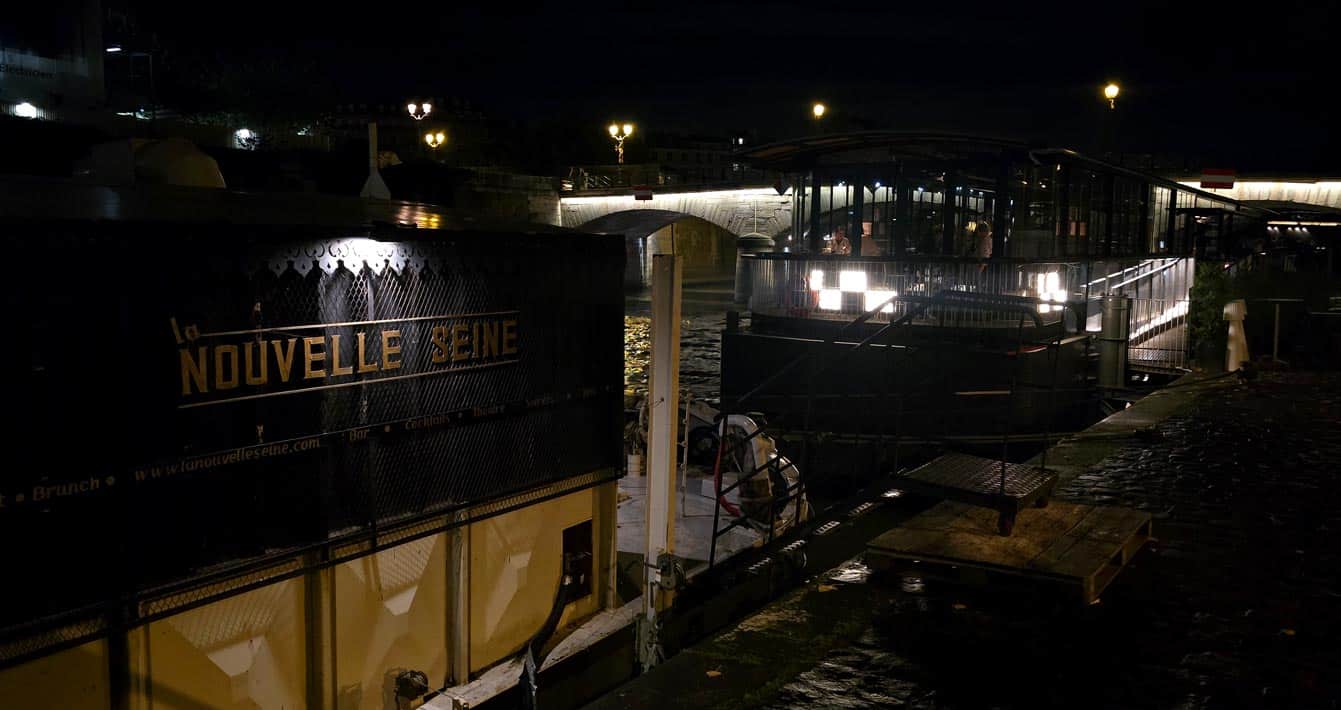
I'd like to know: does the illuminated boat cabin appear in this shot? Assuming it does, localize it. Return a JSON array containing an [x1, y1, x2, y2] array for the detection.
[[723, 133, 1265, 434]]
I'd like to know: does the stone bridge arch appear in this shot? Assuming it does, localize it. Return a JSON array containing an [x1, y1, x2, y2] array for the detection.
[[574, 209, 703, 239], [576, 210, 746, 287], [560, 188, 794, 240], [561, 189, 795, 286]]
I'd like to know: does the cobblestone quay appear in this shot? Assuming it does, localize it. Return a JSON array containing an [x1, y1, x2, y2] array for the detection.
[[766, 372, 1341, 708], [1060, 371, 1341, 708]]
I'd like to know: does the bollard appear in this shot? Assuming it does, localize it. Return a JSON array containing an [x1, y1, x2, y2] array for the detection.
[[1223, 299, 1248, 372], [732, 233, 776, 305], [1098, 293, 1131, 389]]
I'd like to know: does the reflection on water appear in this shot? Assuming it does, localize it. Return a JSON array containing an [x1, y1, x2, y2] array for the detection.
[[623, 316, 650, 394], [828, 558, 873, 584], [624, 311, 732, 404]]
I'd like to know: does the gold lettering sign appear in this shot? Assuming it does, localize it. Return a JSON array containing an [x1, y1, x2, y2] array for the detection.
[[329, 335, 354, 376], [175, 313, 520, 407], [382, 329, 402, 371], [303, 337, 326, 379], [450, 323, 470, 362], [244, 341, 268, 385]]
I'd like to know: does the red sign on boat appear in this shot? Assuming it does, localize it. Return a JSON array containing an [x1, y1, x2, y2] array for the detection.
[[1199, 169, 1235, 189]]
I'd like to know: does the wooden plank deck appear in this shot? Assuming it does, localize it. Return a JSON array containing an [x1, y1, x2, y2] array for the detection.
[[894, 454, 1059, 534], [867, 500, 1152, 604]]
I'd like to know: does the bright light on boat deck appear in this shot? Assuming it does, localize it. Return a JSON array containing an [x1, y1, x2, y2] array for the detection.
[[839, 270, 867, 292], [818, 289, 842, 311], [865, 290, 896, 313]]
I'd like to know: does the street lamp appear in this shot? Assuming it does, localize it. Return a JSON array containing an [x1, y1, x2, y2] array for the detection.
[[407, 102, 432, 120], [234, 127, 259, 150], [608, 122, 633, 164], [1103, 82, 1120, 109], [424, 130, 446, 149], [812, 102, 826, 119]]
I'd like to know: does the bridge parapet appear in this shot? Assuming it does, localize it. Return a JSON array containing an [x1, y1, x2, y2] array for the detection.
[[1179, 179, 1341, 210], [562, 163, 781, 195], [560, 186, 794, 239]]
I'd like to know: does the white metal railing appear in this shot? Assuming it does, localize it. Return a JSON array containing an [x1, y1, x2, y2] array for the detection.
[[745, 254, 1197, 370], [747, 257, 1086, 327], [1127, 298, 1191, 372], [1082, 257, 1193, 332]]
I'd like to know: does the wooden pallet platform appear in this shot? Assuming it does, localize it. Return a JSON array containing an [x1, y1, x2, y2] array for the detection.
[[895, 453, 1059, 535], [866, 500, 1152, 604]]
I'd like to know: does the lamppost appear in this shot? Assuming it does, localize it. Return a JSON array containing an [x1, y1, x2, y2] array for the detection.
[[424, 130, 446, 159], [1099, 81, 1122, 160], [608, 122, 633, 164], [407, 101, 432, 121], [811, 102, 827, 137]]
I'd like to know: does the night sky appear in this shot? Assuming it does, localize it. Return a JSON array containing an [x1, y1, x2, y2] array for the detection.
[[125, 1, 1338, 170]]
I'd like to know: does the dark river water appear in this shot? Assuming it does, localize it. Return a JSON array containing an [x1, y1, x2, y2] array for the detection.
[[623, 306, 732, 404]]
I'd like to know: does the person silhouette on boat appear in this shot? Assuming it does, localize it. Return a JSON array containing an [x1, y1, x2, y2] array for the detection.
[[971, 222, 992, 271], [828, 226, 852, 256]]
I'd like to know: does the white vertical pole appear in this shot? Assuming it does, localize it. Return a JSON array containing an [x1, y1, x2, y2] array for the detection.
[[359, 121, 391, 200], [641, 254, 681, 667]]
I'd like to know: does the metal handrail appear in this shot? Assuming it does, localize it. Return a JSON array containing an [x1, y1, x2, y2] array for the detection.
[[728, 292, 924, 410]]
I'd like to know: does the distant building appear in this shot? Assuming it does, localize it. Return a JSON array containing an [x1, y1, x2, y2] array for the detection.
[[0, 1, 105, 120], [646, 132, 751, 184]]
